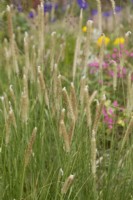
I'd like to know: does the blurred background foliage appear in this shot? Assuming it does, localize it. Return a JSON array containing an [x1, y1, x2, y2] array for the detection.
[[0, 0, 130, 10], [0, 0, 132, 43]]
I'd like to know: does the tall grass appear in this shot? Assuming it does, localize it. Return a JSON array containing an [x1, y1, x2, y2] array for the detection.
[[0, 2, 133, 200]]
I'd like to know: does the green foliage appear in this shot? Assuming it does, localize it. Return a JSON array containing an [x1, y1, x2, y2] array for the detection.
[[0, 2, 133, 200]]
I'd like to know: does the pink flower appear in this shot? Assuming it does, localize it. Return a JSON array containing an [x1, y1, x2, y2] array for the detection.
[[113, 48, 118, 53], [103, 106, 115, 129], [108, 70, 114, 77], [108, 108, 113, 115], [113, 100, 118, 107], [103, 62, 109, 69], [130, 53, 133, 57], [98, 80, 103, 85], [112, 53, 117, 59], [103, 107, 108, 116], [117, 67, 126, 78], [108, 125, 113, 129]]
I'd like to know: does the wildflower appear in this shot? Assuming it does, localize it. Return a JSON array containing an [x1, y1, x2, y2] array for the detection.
[[102, 100, 117, 130], [117, 118, 125, 127], [103, 107, 114, 129], [115, 6, 122, 13], [82, 26, 87, 32], [113, 37, 125, 46], [28, 11, 35, 19], [117, 66, 126, 78], [91, 9, 98, 16], [97, 35, 110, 47], [102, 11, 112, 17], [44, 2, 58, 12], [113, 100, 118, 107], [108, 66, 126, 78], [105, 100, 111, 107], [17, 4, 23, 12], [77, 0, 88, 9]]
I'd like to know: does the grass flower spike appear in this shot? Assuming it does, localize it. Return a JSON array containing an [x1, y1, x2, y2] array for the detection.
[[1, 2, 133, 199], [61, 174, 75, 194]]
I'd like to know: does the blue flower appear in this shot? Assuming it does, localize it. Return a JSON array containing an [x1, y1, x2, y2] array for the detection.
[[44, 3, 52, 12], [103, 11, 112, 17], [115, 6, 122, 13], [17, 4, 23, 12], [77, 0, 88, 9], [44, 2, 58, 12], [91, 9, 98, 16], [28, 11, 35, 19]]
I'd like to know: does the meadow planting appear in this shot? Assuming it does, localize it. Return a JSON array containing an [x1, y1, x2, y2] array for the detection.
[[0, 0, 133, 199]]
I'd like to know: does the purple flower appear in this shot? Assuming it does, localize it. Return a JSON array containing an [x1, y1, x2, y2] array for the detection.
[[44, 2, 58, 12], [103, 11, 112, 17], [28, 11, 35, 19], [17, 4, 23, 12], [91, 9, 98, 16], [115, 6, 122, 13], [77, 0, 88, 9], [44, 3, 52, 12]]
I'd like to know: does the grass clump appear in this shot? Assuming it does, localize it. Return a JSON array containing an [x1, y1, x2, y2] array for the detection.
[[0, 2, 133, 200]]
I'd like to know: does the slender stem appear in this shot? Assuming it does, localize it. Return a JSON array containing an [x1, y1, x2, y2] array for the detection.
[[19, 165, 26, 200]]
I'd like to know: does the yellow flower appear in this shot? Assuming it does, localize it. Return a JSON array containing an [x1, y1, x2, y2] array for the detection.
[[117, 119, 125, 127], [113, 37, 125, 46], [105, 100, 111, 107], [82, 26, 87, 33], [97, 36, 110, 47]]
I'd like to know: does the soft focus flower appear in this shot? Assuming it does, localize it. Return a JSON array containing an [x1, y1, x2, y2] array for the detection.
[[44, 3, 52, 12], [97, 36, 110, 47], [44, 2, 58, 12], [82, 26, 87, 32], [89, 61, 109, 74], [117, 119, 125, 127], [17, 4, 23, 12], [28, 11, 35, 19], [113, 37, 125, 46], [105, 100, 111, 107], [77, 0, 88, 9], [108, 66, 126, 78], [91, 9, 98, 16], [103, 106, 115, 129], [113, 100, 118, 107], [115, 6, 123, 13], [103, 11, 112, 17]]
